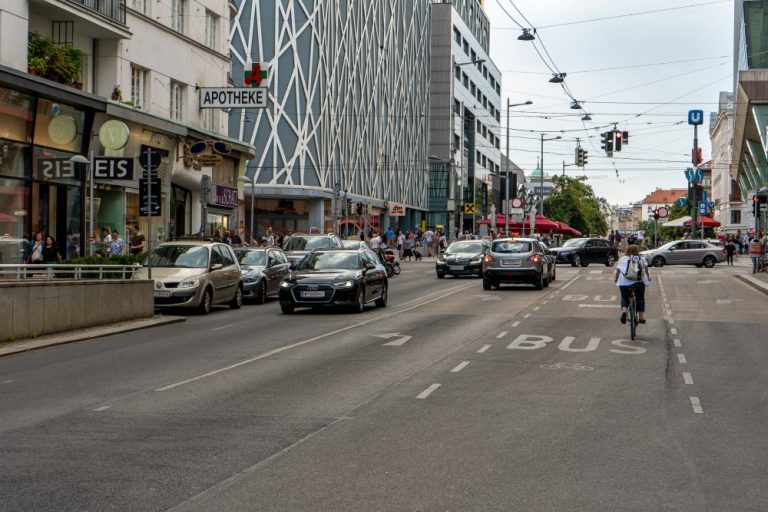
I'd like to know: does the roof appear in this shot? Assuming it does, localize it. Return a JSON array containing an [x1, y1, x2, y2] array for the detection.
[[641, 188, 688, 205]]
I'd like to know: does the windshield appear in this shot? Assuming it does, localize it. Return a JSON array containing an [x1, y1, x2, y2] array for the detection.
[[284, 237, 331, 251], [341, 241, 362, 249], [447, 242, 484, 254], [562, 239, 586, 248], [492, 241, 532, 254], [146, 245, 208, 268], [299, 252, 359, 270], [237, 251, 267, 266]]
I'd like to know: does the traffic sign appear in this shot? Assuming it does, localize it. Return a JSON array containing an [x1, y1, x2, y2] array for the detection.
[[657, 206, 669, 219], [684, 167, 703, 183], [138, 147, 162, 171], [464, 203, 476, 215], [510, 197, 524, 209], [688, 109, 704, 126], [698, 201, 707, 215], [708, 201, 715, 208], [139, 178, 162, 216], [676, 197, 687, 208], [510, 208, 524, 215]]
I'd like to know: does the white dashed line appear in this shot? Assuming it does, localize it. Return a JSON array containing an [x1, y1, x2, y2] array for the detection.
[[670, 328, 678, 335], [523, 313, 532, 319], [496, 331, 508, 339], [678, 354, 688, 364], [92, 405, 111, 412], [510, 321, 521, 328], [2, 379, 14, 384], [668, 319, 675, 325], [416, 384, 441, 399], [542, 300, 549, 305], [451, 361, 470, 373], [533, 306, 540, 311], [690, 396, 704, 414], [673, 339, 682, 348], [683, 372, 694, 385], [477, 344, 491, 353], [210, 324, 234, 332]]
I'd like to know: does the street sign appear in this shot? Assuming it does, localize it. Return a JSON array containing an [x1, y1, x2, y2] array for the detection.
[[684, 167, 703, 183], [688, 110, 704, 126], [334, 181, 341, 198], [464, 203, 476, 215], [698, 201, 707, 215], [138, 147, 162, 171], [676, 197, 687, 208], [93, 157, 134, 180], [139, 178, 162, 216], [510, 197, 524, 209], [657, 206, 669, 219], [708, 201, 715, 208], [37, 158, 79, 180], [389, 202, 406, 216], [510, 208, 524, 215], [199, 87, 268, 108]]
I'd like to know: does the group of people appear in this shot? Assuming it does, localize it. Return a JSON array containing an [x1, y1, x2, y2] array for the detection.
[[364, 228, 448, 260], [93, 225, 146, 258]]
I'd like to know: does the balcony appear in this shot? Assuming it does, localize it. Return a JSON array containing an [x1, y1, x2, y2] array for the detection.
[[66, 0, 126, 25], [29, 0, 131, 39]]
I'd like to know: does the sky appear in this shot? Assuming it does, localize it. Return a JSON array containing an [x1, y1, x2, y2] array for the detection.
[[483, 0, 734, 205]]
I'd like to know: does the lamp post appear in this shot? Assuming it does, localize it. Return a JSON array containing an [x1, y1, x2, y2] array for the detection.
[[539, 134, 561, 217], [238, 176, 256, 245], [505, 99, 533, 237], [69, 154, 93, 256]]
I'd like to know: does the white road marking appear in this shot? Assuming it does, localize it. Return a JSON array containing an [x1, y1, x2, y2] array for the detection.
[[683, 372, 694, 385], [496, 331, 508, 339], [451, 361, 470, 373], [2, 379, 14, 384], [670, 328, 678, 335], [211, 324, 234, 332], [511, 321, 521, 328], [542, 300, 549, 304], [690, 396, 704, 414], [678, 354, 688, 364], [375, 333, 413, 346], [533, 306, 540, 311], [578, 304, 616, 308], [477, 344, 492, 353], [155, 282, 476, 392], [559, 275, 581, 291], [673, 339, 682, 348], [92, 405, 111, 412], [668, 319, 675, 325], [416, 383, 441, 399], [523, 313, 532, 318]]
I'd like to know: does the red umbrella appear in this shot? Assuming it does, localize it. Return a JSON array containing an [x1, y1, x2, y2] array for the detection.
[[683, 216, 720, 228]]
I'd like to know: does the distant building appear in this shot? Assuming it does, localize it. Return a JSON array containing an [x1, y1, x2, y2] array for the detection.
[[641, 188, 688, 223], [710, 92, 745, 233]]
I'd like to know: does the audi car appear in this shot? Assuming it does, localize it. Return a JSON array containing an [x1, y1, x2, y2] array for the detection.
[[435, 240, 491, 278], [279, 249, 388, 314]]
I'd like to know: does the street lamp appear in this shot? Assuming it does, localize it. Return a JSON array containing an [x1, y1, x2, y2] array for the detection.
[[238, 175, 256, 245], [69, 154, 92, 256], [540, 134, 561, 217], [505, 99, 533, 237]]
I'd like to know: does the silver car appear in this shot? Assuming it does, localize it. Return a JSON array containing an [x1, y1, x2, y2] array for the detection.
[[641, 240, 726, 268], [482, 238, 555, 290]]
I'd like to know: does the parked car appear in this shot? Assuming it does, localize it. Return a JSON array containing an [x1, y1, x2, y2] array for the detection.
[[640, 240, 726, 268], [435, 240, 491, 278], [0, 236, 28, 264], [136, 240, 243, 314], [549, 237, 619, 267], [341, 240, 369, 250], [279, 249, 387, 314], [283, 233, 343, 268], [482, 238, 555, 290], [233, 247, 290, 304]]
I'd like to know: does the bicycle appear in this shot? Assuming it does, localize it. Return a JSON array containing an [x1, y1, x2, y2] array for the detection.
[[628, 289, 639, 340]]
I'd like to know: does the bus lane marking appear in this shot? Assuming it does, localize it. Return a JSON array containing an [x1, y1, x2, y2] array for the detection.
[[416, 384, 441, 399]]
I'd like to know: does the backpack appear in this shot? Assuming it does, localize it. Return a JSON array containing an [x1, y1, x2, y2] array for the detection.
[[622, 256, 643, 282]]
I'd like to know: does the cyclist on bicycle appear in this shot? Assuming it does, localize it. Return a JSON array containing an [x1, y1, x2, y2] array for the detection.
[[614, 244, 651, 325]]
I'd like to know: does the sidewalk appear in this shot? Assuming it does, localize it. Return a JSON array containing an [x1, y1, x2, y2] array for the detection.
[[732, 255, 768, 296], [0, 315, 185, 358]]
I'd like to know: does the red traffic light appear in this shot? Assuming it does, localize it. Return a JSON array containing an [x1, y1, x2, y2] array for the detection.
[[615, 130, 622, 140]]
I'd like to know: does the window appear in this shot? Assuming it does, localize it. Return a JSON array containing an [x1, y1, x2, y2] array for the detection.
[[470, 49, 477, 63], [171, 0, 184, 32], [496, 83, 501, 95], [454, 98, 461, 115], [731, 210, 742, 224], [470, 82, 476, 96], [462, 72, 469, 88], [130, 65, 145, 108], [476, 120, 481, 133], [463, 38, 469, 55], [482, 125, 487, 138], [170, 81, 184, 121], [202, 108, 214, 131], [453, 27, 461, 44], [131, 0, 149, 15], [455, 65, 460, 80], [205, 11, 218, 50], [476, 150, 481, 163]]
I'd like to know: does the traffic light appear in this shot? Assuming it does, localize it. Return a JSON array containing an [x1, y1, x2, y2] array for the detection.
[[600, 131, 614, 157], [692, 147, 703, 166], [653, 209, 660, 220], [622, 131, 629, 146], [614, 130, 623, 152], [575, 147, 588, 167], [581, 149, 588, 167]]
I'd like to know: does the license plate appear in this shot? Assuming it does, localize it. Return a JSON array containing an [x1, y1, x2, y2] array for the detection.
[[449, 265, 465, 271], [301, 291, 325, 298], [502, 259, 521, 266], [154, 291, 171, 298]]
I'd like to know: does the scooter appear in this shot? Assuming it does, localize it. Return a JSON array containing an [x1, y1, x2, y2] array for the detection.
[[377, 248, 401, 277]]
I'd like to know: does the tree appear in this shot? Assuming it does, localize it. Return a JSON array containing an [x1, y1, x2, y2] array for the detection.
[[544, 176, 609, 236]]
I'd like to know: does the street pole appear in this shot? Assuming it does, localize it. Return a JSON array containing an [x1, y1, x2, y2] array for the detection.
[[249, 180, 255, 245], [540, 134, 545, 217], [505, 98, 510, 238], [691, 123, 699, 240], [88, 151, 94, 257]]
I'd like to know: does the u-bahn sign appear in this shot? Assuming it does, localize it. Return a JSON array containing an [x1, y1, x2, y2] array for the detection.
[[200, 87, 267, 108]]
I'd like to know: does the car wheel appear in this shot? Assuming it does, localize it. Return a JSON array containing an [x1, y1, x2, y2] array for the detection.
[[375, 283, 388, 308], [652, 257, 665, 268], [605, 254, 617, 267], [703, 255, 716, 268], [393, 264, 401, 276], [254, 281, 267, 305], [197, 288, 212, 315], [280, 303, 295, 314], [534, 272, 544, 290], [437, 272, 445, 279], [229, 285, 243, 309], [543, 272, 550, 288], [571, 254, 581, 267], [482, 278, 492, 290], [492, 282, 501, 289], [354, 286, 366, 313]]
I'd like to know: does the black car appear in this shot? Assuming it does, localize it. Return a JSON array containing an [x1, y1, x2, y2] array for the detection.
[[436, 240, 491, 278], [549, 237, 619, 267], [279, 249, 388, 314], [282, 233, 344, 268]]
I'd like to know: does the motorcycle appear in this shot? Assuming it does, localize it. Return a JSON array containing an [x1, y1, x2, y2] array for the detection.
[[377, 247, 401, 277]]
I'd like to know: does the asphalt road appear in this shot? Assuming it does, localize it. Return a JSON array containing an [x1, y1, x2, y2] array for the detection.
[[1, 259, 767, 511]]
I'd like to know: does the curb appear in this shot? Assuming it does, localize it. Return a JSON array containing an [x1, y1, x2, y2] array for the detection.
[[0, 315, 186, 358], [735, 273, 768, 296]]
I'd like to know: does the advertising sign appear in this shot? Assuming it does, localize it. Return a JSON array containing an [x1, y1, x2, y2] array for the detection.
[[212, 185, 239, 208], [389, 202, 406, 216], [93, 157, 134, 180], [200, 87, 268, 108]]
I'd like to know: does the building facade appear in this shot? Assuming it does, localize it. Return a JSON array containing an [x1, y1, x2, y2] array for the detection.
[[428, 0, 501, 236], [229, 0, 430, 237], [709, 91, 745, 233]]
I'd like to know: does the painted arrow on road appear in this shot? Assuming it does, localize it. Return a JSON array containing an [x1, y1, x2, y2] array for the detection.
[[375, 333, 413, 346]]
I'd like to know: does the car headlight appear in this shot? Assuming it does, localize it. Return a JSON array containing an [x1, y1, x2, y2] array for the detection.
[[335, 280, 355, 289], [280, 280, 294, 288], [470, 257, 483, 264], [178, 278, 200, 289], [437, 257, 445, 263]]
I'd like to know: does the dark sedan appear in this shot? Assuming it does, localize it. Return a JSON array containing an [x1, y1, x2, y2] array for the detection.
[[549, 237, 618, 267], [279, 249, 388, 314], [234, 247, 290, 304], [436, 240, 491, 278]]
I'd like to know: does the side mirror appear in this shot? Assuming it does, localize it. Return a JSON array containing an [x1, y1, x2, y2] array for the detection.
[[365, 263, 377, 271], [210, 263, 224, 271]]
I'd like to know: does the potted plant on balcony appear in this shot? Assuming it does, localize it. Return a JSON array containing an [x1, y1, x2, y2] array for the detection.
[[27, 32, 83, 87], [111, 85, 122, 101]]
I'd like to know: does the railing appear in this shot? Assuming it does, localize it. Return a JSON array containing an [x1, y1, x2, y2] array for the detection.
[[65, 0, 126, 25], [0, 264, 141, 281]]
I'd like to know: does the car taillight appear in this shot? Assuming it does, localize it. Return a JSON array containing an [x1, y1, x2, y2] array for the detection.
[[528, 255, 541, 263], [483, 254, 495, 263]]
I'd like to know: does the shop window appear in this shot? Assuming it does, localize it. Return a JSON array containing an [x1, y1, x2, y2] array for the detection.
[[33, 98, 85, 153], [0, 140, 31, 179], [0, 177, 31, 263], [0, 87, 35, 143]]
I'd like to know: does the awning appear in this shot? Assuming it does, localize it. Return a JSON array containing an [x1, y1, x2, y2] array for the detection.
[[684, 215, 721, 228], [662, 216, 691, 228]]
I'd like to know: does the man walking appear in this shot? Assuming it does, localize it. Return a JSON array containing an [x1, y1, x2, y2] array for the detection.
[[129, 225, 146, 255]]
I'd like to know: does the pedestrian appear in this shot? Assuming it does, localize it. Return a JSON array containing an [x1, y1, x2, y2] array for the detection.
[[370, 230, 382, 251], [129, 225, 146, 255], [24, 231, 45, 264], [396, 230, 405, 258], [263, 228, 274, 246], [402, 232, 414, 262], [229, 229, 242, 245], [749, 236, 762, 274], [108, 230, 125, 257], [724, 236, 736, 266], [424, 229, 434, 257], [42, 235, 62, 263]]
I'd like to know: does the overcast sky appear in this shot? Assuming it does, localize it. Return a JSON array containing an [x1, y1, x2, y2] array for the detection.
[[483, 0, 734, 205]]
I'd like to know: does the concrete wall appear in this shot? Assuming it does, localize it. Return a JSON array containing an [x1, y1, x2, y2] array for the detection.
[[0, 280, 154, 341]]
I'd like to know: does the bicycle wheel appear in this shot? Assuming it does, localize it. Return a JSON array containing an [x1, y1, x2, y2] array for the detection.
[[629, 299, 637, 340]]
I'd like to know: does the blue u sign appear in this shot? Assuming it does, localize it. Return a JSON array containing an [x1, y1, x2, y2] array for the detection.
[[688, 109, 704, 126]]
